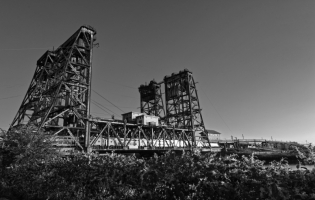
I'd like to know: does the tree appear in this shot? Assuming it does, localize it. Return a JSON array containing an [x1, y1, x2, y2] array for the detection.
[[0, 124, 59, 200], [1, 124, 57, 167]]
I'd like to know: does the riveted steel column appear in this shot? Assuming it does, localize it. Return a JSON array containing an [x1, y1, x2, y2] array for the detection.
[[85, 28, 95, 153]]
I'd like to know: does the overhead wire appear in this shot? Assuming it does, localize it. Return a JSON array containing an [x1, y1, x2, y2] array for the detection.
[[90, 111, 113, 116], [91, 99, 119, 116], [92, 101, 137, 109], [92, 89, 125, 113], [91, 101, 116, 117], [199, 86, 234, 136], [91, 101, 112, 115]]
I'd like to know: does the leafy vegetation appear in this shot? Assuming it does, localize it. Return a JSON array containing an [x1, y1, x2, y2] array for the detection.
[[294, 145, 315, 166], [0, 124, 57, 167], [0, 125, 315, 200]]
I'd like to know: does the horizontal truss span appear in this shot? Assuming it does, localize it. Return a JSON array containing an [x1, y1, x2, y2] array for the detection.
[[52, 118, 211, 151]]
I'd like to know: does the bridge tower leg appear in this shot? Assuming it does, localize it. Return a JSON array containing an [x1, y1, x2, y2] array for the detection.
[[10, 25, 97, 151], [163, 69, 206, 147], [139, 80, 165, 124]]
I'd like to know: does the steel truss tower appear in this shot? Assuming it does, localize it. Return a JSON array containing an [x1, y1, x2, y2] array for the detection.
[[10, 26, 211, 152], [10, 25, 96, 150], [164, 69, 206, 133], [139, 80, 165, 122]]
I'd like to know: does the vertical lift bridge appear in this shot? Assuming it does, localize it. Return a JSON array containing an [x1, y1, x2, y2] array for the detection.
[[10, 26, 212, 153]]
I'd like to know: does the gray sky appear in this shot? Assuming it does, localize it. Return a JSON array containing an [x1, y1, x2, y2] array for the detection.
[[0, 0, 314, 144]]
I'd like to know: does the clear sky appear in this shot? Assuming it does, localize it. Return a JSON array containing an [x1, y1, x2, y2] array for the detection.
[[0, 0, 314, 144]]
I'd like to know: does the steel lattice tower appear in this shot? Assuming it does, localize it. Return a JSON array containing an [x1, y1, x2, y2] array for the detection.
[[10, 27, 211, 152], [164, 69, 205, 133], [10, 25, 96, 150], [139, 80, 165, 122]]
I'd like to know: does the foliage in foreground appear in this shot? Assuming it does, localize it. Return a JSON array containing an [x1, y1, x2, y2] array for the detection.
[[0, 152, 314, 200], [0, 125, 315, 200], [0, 125, 57, 168]]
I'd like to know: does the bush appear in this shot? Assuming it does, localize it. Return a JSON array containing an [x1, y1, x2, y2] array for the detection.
[[2, 124, 58, 165], [1, 126, 315, 199], [0, 124, 58, 199], [294, 145, 315, 166], [0, 150, 314, 200]]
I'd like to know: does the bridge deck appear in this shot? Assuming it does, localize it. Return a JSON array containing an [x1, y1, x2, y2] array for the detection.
[[94, 148, 215, 154]]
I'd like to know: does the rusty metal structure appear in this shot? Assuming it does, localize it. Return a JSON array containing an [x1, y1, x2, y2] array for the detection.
[[139, 70, 208, 147], [11, 25, 96, 150], [10, 26, 301, 154], [164, 70, 205, 131], [139, 80, 165, 123], [10, 26, 212, 154]]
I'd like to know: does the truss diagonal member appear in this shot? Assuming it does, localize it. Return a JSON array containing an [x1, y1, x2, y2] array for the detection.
[[66, 128, 83, 150], [63, 84, 86, 108], [74, 46, 89, 65], [150, 128, 155, 147], [126, 127, 139, 146], [165, 129, 176, 146], [138, 127, 150, 142], [109, 124, 124, 146], [123, 129, 131, 146], [70, 108, 82, 119], [153, 129, 164, 147], [182, 130, 191, 147], [163, 131, 171, 148], [44, 109, 70, 125], [38, 82, 63, 129], [66, 82, 88, 89], [68, 63, 80, 76], [90, 123, 108, 146], [52, 128, 65, 136], [125, 130, 134, 146]]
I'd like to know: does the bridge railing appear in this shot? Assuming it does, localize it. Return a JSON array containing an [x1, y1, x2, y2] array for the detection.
[[237, 139, 266, 142]]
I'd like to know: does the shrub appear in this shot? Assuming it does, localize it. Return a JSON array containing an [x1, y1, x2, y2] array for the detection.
[[0, 124, 58, 199], [0, 151, 315, 200], [1, 127, 315, 200]]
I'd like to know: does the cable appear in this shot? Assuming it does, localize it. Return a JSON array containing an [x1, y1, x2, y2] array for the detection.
[[95, 103, 137, 109], [200, 86, 234, 135], [90, 111, 113, 116], [91, 101, 111, 115], [91, 100, 119, 116], [91, 101, 116, 117], [92, 89, 125, 113]]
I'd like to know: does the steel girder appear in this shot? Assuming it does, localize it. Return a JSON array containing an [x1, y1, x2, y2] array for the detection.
[[10, 25, 96, 150], [86, 118, 208, 150]]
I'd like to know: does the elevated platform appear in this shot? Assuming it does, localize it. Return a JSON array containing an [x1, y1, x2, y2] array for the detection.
[[51, 118, 218, 153], [95, 148, 215, 154]]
